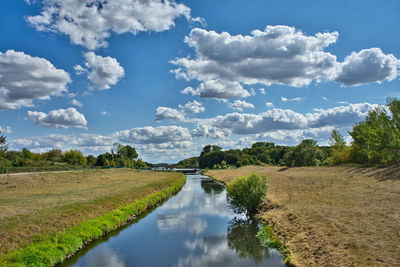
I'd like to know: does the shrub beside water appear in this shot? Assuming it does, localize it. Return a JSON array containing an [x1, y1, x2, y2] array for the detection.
[[226, 173, 268, 215]]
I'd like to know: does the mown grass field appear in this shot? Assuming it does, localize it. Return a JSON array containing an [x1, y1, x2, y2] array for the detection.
[[0, 169, 184, 259], [207, 166, 400, 266]]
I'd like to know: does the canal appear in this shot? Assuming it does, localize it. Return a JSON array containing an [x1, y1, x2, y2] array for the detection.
[[61, 174, 284, 266]]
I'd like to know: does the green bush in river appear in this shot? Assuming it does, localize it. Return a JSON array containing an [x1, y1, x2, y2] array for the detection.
[[226, 173, 268, 216]]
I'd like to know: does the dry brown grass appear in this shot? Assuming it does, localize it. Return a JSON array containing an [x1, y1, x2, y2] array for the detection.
[[207, 166, 400, 266], [0, 168, 182, 256]]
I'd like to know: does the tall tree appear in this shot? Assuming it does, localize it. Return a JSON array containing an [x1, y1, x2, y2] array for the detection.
[[350, 98, 400, 165], [0, 131, 7, 152]]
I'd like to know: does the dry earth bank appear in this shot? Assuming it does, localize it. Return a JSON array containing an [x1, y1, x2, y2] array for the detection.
[[207, 166, 400, 266]]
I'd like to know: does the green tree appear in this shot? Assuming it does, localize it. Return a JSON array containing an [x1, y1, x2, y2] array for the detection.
[[226, 173, 268, 215], [63, 150, 86, 165], [86, 155, 96, 166], [0, 131, 7, 153], [44, 149, 63, 162], [325, 130, 351, 165], [283, 139, 326, 167], [329, 130, 346, 147], [350, 98, 400, 165]]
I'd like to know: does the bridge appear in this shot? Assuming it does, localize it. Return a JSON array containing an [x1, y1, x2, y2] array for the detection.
[[173, 168, 201, 174]]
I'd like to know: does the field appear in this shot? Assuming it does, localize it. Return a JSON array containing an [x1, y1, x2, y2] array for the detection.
[[0, 168, 184, 257], [207, 166, 400, 266]]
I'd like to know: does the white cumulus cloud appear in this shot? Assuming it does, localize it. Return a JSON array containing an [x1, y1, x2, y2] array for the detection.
[[114, 125, 192, 144], [171, 26, 399, 92], [179, 100, 205, 114], [27, 0, 198, 50], [0, 126, 12, 134], [0, 50, 71, 110], [181, 79, 250, 100], [229, 100, 255, 111], [75, 52, 124, 90], [27, 108, 88, 129], [70, 99, 83, 108], [335, 48, 399, 86], [192, 102, 378, 138], [155, 107, 185, 121]]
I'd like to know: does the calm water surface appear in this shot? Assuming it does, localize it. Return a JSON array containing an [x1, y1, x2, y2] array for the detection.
[[62, 174, 284, 267]]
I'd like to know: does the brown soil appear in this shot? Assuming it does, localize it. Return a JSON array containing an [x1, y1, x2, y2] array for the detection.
[[207, 166, 400, 267]]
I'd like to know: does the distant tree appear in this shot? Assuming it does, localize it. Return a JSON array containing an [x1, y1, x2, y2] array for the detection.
[[251, 142, 275, 149], [135, 159, 147, 169], [44, 149, 63, 162], [86, 155, 96, 166], [120, 145, 138, 160], [95, 154, 106, 166], [0, 131, 7, 152], [21, 148, 35, 160], [283, 139, 326, 167], [325, 130, 351, 165], [64, 150, 86, 165], [329, 130, 346, 147], [200, 145, 222, 157]]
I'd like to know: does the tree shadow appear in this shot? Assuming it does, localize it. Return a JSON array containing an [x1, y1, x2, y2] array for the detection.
[[345, 165, 400, 181], [227, 218, 270, 264]]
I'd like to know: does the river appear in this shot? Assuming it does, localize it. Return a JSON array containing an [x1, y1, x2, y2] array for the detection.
[[61, 174, 284, 267]]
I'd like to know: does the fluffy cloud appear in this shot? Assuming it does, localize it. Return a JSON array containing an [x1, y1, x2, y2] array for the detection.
[[75, 52, 124, 90], [70, 99, 83, 108], [179, 100, 205, 114], [171, 26, 399, 91], [0, 50, 71, 110], [27, 108, 88, 128], [229, 100, 255, 111], [210, 109, 309, 135], [307, 103, 378, 128], [156, 101, 205, 121], [193, 102, 378, 138], [0, 125, 12, 134], [191, 124, 231, 139], [27, 0, 197, 50], [114, 125, 191, 144], [155, 107, 185, 121], [171, 26, 339, 87], [180, 80, 250, 100], [265, 102, 274, 108], [335, 48, 399, 86]]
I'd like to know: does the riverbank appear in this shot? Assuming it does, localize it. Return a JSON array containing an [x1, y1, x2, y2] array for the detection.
[[0, 169, 186, 266], [207, 166, 400, 266]]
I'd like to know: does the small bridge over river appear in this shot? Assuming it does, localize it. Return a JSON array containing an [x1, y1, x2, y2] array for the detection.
[[173, 168, 201, 174]]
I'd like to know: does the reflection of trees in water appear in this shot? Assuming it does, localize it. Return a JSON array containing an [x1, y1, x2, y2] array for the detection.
[[227, 219, 270, 263], [200, 179, 224, 194]]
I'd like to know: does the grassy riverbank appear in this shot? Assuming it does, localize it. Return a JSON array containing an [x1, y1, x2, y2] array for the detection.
[[207, 166, 400, 266], [0, 169, 186, 266]]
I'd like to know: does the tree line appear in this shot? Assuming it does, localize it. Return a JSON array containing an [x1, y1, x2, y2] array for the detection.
[[176, 98, 400, 169], [0, 139, 147, 173]]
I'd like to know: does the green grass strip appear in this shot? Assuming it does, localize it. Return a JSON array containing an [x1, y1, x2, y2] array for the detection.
[[0, 174, 186, 267], [256, 224, 293, 265]]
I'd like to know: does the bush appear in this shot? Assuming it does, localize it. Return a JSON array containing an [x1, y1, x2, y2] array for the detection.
[[226, 173, 268, 215]]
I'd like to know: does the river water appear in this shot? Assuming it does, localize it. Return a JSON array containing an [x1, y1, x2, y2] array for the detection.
[[62, 174, 284, 267]]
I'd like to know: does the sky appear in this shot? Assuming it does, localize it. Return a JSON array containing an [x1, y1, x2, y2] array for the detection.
[[0, 0, 399, 163]]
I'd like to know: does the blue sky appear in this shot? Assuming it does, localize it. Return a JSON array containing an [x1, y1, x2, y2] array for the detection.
[[1, 0, 399, 162]]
